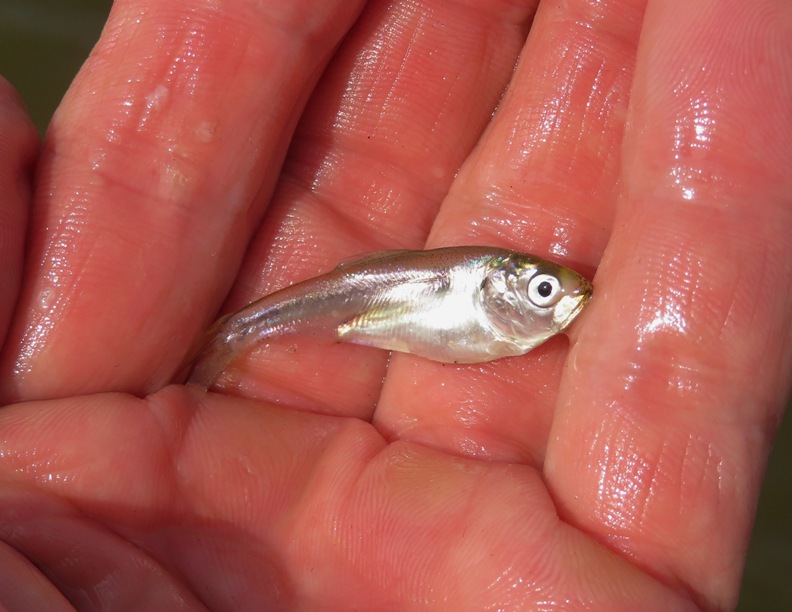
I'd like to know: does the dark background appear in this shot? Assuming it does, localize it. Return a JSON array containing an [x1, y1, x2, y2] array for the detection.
[[1, 1, 790, 608]]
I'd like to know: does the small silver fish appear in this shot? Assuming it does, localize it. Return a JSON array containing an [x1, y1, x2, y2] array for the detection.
[[187, 246, 592, 388]]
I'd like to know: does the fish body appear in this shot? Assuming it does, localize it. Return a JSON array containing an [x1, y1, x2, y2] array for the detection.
[[188, 247, 592, 387]]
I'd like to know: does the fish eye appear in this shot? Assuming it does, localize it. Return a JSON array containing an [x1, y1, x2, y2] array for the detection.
[[527, 273, 562, 307]]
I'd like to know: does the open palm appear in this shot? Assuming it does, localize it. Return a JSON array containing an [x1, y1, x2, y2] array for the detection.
[[1, 0, 790, 609]]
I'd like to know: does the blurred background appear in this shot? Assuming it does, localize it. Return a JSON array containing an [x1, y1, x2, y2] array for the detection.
[[1, 0, 790, 608]]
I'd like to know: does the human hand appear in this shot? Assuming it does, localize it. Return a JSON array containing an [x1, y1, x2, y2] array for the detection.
[[1, 0, 790, 609]]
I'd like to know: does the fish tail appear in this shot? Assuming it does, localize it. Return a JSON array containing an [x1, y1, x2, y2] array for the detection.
[[182, 313, 236, 390], [187, 346, 233, 390]]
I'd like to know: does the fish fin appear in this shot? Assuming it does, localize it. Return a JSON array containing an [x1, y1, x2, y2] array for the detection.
[[334, 250, 412, 270], [182, 313, 236, 390]]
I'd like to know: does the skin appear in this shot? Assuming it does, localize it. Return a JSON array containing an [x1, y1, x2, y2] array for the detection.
[[0, 0, 790, 609]]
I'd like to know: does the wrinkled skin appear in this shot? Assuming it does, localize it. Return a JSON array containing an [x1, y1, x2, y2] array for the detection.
[[0, 0, 790, 609]]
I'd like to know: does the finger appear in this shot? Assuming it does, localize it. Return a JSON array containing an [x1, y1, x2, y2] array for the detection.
[[0, 487, 205, 609], [0, 541, 72, 611], [545, 1, 792, 609], [211, 0, 540, 416], [0, 79, 37, 348], [0, 387, 363, 607], [0, 0, 366, 402], [0, 388, 694, 608], [376, 0, 647, 461]]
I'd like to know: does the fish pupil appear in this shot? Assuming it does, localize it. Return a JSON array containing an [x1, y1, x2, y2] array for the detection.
[[537, 280, 553, 298]]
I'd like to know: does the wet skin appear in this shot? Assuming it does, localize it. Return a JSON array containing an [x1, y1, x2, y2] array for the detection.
[[0, 0, 791, 609]]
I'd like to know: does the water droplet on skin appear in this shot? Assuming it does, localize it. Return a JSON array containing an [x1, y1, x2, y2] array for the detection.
[[668, 95, 719, 203]]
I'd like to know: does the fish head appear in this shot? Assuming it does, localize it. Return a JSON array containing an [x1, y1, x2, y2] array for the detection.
[[480, 254, 593, 350]]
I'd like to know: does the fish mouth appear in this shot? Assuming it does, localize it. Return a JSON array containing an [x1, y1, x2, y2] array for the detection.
[[552, 285, 593, 332]]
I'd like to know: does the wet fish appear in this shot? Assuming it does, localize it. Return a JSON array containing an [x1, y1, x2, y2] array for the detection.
[[187, 246, 592, 388]]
